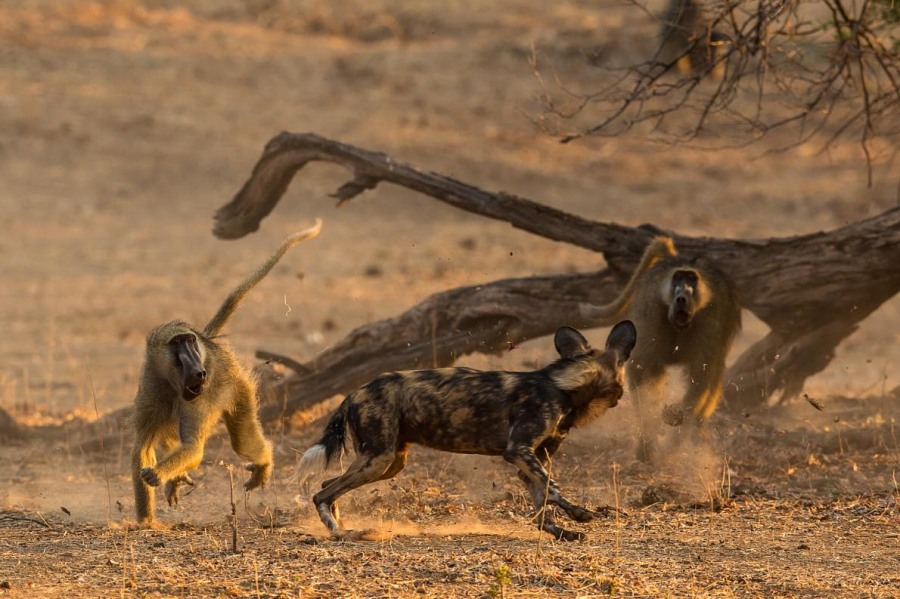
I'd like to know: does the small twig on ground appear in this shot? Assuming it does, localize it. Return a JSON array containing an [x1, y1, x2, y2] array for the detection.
[[0, 512, 52, 528], [85, 365, 112, 523], [612, 462, 621, 559], [535, 448, 553, 555]]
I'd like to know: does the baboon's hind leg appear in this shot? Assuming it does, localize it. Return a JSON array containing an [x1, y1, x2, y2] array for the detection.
[[223, 379, 273, 491], [132, 442, 157, 523], [629, 362, 667, 463]]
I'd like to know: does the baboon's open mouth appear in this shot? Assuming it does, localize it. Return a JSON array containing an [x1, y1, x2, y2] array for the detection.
[[672, 310, 692, 329], [183, 384, 204, 400]]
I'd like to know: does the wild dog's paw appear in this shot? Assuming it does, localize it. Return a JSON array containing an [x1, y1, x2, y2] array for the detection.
[[555, 528, 586, 542], [336, 528, 389, 542], [590, 505, 627, 518], [244, 462, 271, 491], [140, 467, 162, 487], [164, 474, 195, 506], [567, 505, 595, 523]]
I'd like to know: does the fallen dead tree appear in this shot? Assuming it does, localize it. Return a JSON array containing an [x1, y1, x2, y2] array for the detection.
[[212, 132, 900, 426]]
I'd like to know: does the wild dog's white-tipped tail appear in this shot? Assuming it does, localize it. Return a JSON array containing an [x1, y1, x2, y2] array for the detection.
[[295, 444, 329, 486]]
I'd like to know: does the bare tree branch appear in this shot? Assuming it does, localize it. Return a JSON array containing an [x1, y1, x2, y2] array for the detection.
[[539, 0, 900, 176], [213, 133, 900, 423]]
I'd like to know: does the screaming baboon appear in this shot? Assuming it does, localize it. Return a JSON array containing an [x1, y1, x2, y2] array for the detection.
[[131, 219, 322, 524], [579, 236, 741, 459]]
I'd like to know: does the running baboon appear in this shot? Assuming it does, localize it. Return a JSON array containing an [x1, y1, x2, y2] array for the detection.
[[296, 321, 637, 542], [657, 0, 728, 76], [131, 219, 322, 524], [579, 236, 741, 459]]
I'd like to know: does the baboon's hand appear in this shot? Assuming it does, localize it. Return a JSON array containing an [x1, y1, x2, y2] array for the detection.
[[244, 463, 271, 491], [164, 474, 195, 507], [140, 467, 162, 487]]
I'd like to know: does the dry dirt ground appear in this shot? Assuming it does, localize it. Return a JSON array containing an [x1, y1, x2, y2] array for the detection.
[[0, 1, 898, 597]]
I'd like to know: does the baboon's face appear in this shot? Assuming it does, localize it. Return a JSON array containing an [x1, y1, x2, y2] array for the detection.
[[667, 268, 702, 329], [168, 332, 207, 401]]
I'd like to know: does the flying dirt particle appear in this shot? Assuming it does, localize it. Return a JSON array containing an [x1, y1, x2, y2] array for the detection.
[[363, 264, 383, 277], [662, 403, 685, 426], [459, 237, 476, 251], [61, 506, 71, 516], [638, 484, 690, 507], [803, 393, 825, 411]]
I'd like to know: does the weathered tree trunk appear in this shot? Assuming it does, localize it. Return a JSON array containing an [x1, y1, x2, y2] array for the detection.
[[211, 132, 900, 426]]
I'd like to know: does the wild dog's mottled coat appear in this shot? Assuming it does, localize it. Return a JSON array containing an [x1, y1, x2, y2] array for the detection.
[[297, 322, 636, 541]]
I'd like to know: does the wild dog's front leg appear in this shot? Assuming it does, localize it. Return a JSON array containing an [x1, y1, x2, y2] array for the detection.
[[504, 442, 591, 540], [224, 378, 273, 491], [515, 471, 584, 541]]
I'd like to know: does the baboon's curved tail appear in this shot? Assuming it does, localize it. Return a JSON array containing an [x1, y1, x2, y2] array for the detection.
[[579, 236, 677, 325], [295, 400, 350, 485], [203, 219, 322, 337]]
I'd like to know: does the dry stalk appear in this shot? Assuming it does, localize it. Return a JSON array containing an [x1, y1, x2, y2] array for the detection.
[[535, 447, 553, 555], [85, 366, 112, 523], [612, 461, 621, 559], [221, 461, 239, 553]]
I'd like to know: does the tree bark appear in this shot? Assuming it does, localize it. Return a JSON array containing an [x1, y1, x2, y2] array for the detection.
[[211, 132, 900, 425]]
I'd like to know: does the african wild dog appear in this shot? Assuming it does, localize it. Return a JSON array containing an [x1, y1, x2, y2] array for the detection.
[[296, 321, 636, 541]]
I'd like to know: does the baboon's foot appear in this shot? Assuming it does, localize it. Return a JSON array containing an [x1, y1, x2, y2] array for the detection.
[[164, 474, 195, 507], [140, 467, 162, 487], [244, 463, 271, 491], [132, 519, 170, 531]]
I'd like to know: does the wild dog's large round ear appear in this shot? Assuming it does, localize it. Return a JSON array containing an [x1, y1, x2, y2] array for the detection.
[[554, 326, 591, 358], [605, 320, 637, 361]]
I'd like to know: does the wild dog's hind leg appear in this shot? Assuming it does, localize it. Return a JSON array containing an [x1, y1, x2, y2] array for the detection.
[[318, 448, 409, 528], [223, 376, 273, 491], [312, 452, 395, 537]]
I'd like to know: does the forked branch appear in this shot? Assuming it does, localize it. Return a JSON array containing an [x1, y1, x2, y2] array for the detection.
[[214, 133, 900, 421]]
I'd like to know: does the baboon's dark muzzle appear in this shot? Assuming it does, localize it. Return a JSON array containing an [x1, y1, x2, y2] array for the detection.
[[670, 294, 693, 329], [176, 343, 206, 401]]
